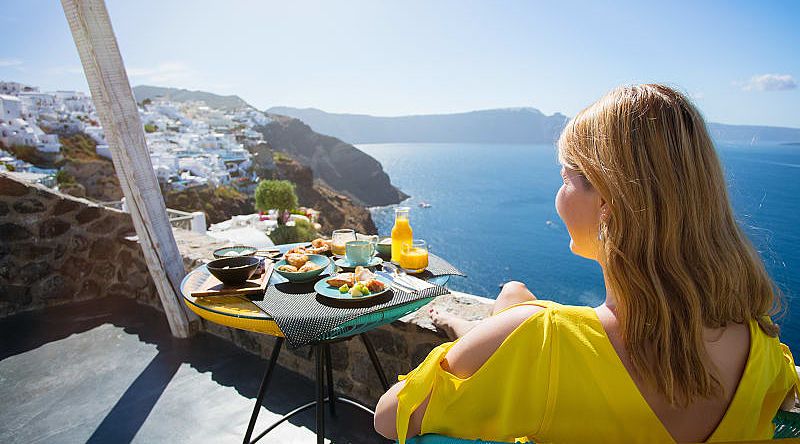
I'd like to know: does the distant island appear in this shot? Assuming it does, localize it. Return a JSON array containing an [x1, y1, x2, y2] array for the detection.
[[267, 106, 800, 145], [267, 107, 568, 144]]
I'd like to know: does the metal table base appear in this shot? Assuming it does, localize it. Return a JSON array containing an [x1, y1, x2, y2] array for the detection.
[[242, 333, 391, 444]]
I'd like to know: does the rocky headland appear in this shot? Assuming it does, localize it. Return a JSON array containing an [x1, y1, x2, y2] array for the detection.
[[256, 115, 407, 207]]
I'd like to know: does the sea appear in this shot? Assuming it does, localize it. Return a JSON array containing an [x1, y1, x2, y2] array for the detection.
[[360, 142, 800, 354]]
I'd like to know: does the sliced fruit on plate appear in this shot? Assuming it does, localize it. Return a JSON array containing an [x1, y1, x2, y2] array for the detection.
[[366, 279, 386, 293]]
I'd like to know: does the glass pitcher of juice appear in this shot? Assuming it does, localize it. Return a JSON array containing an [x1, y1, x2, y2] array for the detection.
[[391, 207, 413, 263]]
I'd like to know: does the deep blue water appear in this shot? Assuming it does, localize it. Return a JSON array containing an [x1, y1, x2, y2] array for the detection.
[[360, 142, 800, 353]]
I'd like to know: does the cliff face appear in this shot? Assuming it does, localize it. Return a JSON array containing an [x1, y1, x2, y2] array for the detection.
[[257, 116, 407, 207], [162, 185, 254, 225], [271, 155, 377, 235], [60, 134, 123, 201], [4, 133, 122, 201], [160, 156, 377, 235]]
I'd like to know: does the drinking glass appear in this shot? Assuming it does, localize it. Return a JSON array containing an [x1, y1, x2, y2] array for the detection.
[[331, 229, 356, 257], [399, 239, 429, 273]]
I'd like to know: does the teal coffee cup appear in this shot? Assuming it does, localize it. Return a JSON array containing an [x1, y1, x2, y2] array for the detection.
[[345, 237, 378, 266]]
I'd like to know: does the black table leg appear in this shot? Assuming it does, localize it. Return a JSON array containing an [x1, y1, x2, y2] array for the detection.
[[315, 344, 326, 444], [243, 337, 284, 444], [360, 333, 390, 391], [245, 338, 388, 443], [324, 343, 336, 416]]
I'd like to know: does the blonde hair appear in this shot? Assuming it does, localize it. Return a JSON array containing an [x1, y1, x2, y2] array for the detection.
[[558, 84, 781, 406]]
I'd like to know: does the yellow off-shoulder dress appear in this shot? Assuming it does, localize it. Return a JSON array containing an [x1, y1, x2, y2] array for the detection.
[[395, 300, 799, 443]]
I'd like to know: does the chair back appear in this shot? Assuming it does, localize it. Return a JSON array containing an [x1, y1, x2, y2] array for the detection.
[[402, 410, 800, 443]]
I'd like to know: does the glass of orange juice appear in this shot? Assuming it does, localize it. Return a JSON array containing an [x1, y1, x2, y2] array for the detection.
[[399, 239, 429, 273], [331, 229, 355, 256]]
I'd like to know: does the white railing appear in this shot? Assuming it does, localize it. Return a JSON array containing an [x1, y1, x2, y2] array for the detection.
[[98, 198, 207, 234]]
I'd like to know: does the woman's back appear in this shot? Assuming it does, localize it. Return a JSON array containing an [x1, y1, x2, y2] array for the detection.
[[595, 304, 751, 442], [391, 300, 798, 443]]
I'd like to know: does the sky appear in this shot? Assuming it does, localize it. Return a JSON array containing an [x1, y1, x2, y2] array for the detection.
[[1, 0, 798, 127]]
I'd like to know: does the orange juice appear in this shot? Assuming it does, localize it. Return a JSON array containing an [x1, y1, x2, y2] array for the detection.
[[391, 207, 413, 263], [331, 242, 347, 256], [399, 247, 428, 271], [331, 228, 355, 256]]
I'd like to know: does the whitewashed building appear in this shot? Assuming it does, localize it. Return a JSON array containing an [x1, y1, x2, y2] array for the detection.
[[0, 94, 22, 120], [0, 81, 34, 95]]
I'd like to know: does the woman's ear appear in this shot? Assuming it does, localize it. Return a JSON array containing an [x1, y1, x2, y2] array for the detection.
[[599, 199, 610, 222]]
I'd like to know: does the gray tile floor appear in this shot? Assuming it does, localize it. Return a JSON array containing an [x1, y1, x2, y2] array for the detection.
[[0, 297, 388, 443]]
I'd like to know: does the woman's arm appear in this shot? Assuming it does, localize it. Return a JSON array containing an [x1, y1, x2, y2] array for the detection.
[[374, 304, 544, 440], [374, 380, 430, 439]]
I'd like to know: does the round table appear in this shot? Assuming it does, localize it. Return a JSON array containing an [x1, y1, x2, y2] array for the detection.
[[180, 242, 449, 341], [179, 242, 451, 444]]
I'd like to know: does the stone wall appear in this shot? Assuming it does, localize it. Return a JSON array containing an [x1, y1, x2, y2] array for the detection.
[[0, 171, 493, 406], [0, 172, 157, 316]]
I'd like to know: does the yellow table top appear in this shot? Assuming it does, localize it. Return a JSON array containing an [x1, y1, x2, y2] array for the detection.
[[181, 263, 284, 336]]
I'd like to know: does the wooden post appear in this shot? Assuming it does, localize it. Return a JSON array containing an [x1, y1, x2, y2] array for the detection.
[[61, 0, 196, 337]]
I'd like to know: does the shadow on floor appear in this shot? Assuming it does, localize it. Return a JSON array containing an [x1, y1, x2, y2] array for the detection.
[[0, 296, 388, 443]]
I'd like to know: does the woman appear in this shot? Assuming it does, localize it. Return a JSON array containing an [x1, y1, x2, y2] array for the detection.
[[374, 84, 798, 443]]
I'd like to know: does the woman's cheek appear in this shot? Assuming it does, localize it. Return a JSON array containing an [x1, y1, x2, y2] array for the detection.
[[555, 185, 566, 219]]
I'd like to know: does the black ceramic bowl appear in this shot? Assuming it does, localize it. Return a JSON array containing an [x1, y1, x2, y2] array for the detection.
[[207, 256, 261, 285]]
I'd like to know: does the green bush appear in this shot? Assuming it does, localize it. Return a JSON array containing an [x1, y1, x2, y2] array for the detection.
[[215, 185, 244, 201], [269, 219, 318, 245], [56, 169, 76, 184], [272, 151, 292, 162], [254, 179, 298, 224], [144, 123, 157, 133]]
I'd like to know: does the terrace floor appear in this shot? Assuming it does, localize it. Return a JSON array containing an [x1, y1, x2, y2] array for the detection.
[[0, 297, 385, 443]]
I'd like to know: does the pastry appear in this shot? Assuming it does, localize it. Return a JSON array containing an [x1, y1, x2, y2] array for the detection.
[[286, 246, 307, 255], [311, 238, 329, 248], [298, 262, 320, 272], [326, 272, 355, 287], [286, 253, 309, 268], [277, 264, 298, 272]]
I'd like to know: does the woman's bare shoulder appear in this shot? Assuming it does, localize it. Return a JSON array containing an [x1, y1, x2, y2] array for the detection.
[[444, 304, 546, 379]]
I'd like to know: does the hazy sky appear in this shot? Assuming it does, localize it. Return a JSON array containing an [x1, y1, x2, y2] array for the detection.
[[1, 0, 798, 127]]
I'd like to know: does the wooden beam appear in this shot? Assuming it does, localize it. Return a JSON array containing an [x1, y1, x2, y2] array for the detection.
[[61, 0, 196, 337]]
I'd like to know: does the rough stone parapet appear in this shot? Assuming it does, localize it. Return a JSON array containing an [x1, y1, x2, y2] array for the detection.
[[0, 172, 156, 316]]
